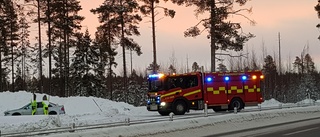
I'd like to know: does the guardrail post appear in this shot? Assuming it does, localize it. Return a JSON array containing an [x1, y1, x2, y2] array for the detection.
[[57, 113, 61, 127], [279, 104, 282, 109], [204, 103, 208, 117], [234, 107, 237, 114], [69, 123, 75, 132], [258, 104, 262, 111], [169, 113, 174, 121], [125, 118, 130, 126]]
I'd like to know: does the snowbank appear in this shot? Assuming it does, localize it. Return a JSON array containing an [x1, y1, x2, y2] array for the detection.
[[1, 91, 319, 137]]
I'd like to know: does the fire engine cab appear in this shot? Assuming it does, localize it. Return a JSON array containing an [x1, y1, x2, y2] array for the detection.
[[146, 70, 264, 116]]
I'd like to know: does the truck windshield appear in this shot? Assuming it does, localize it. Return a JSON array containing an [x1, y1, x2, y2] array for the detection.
[[148, 79, 164, 92]]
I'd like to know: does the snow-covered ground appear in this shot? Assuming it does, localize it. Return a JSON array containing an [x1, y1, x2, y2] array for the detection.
[[1, 91, 320, 137]]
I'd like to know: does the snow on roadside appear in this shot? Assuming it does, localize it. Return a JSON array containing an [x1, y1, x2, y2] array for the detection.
[[0, 91, 319, 136], [47, 106, 320, 137]]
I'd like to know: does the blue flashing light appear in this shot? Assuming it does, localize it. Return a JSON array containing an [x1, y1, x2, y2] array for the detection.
[[148, 73, 164, 79], [147, 100, 151, 105], [206, 77, 213, 82], [156, 96, 160, 100], [148, 74, 158, 78], [225, 76, 230, 81], [242, 76, 247, 81], [156, 100, 160, 104]]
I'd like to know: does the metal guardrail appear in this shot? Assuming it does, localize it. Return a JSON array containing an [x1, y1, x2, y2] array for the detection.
[[1, 102, 319, 137]]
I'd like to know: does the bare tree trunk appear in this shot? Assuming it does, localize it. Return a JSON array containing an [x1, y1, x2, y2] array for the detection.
[[37, 0, 43, 93], [47, 0, 52, 95], [151, 0, 157, 74], [120, 0, 128, 103], [10, 1, 14, 92], [210, 0, 216, 72]]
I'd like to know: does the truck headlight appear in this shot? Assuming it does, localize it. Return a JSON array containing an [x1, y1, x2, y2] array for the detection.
[[160, 102, 166, 106]]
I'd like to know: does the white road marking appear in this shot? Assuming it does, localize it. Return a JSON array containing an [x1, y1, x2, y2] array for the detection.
[[283, 127, 319, 136]]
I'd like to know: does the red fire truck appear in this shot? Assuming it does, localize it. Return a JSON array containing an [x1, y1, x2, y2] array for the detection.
[[146, 70, 264, 116]]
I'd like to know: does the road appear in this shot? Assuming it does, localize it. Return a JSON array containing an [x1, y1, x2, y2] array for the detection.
[[213, 117, 320, 137], [143, 113, 320, 137]]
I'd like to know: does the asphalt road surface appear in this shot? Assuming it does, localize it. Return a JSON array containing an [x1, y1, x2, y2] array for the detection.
[[214, 118, 320, 137]]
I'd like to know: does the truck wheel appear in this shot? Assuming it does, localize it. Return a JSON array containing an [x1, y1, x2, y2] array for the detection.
[[229, 98, 243, 111], [158, 111, 170, 116], [173, 101, 186, 115]]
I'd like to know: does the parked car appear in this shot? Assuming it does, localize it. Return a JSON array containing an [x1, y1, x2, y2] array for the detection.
[[4, 102, 65, 116]]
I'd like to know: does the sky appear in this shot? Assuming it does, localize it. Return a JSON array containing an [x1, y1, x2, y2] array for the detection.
[[1, 91, 320, 137], [78, 0, 320, 74]]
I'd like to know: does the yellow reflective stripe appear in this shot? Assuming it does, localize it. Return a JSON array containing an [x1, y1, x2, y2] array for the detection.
[[257, 88, 260, 92], [162, 90, 182, 98], [184, 89, 201, 97], [244, 86, 248, 89], [219, 87, 225, 90], [228, 90, 231, 94], [254, 85, 256, 89], [237, 89, 243, 93], [213, 91, 219, 94], [231, 86, 237, 90], [207, 87, 213, 91], [248, 89, 254, 92]]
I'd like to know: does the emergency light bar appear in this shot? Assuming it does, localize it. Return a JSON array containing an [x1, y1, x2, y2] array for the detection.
[[148, 73, 164, 79]]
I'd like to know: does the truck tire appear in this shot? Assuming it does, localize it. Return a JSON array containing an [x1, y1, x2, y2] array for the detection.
[[173, 100, 186, 115], [229, 98, 243, 111], [158, 111, 170, 116]]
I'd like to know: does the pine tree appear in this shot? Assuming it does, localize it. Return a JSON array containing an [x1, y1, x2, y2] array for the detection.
[[140, 0, 175, 73], [315, 1, 320, 40], [94, 27, 118, 99], [295, 54, 318, 101], [168, 64, 176, 74], [170, 0, 254, 72], [70, 30, 99, 96], [263, 55, 277, 99], [92, 0, 142, 102], [48, 0, 84, 97], [128, 69, 147, 106], [15, 5, 36, 91], [217, 63, 227, 72], [191, 62, 200, 72], [0, 0, 20, 92]]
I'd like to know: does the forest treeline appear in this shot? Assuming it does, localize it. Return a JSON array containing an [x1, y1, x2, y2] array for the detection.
[[0, 0, 320, 106]]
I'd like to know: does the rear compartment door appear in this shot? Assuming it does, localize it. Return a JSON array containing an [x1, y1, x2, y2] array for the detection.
[[205, 74, 228, 105]]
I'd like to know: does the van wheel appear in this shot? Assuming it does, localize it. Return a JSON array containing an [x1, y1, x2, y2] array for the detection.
[[173, 101, 186, 115], [229, 98, 244, 111]]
